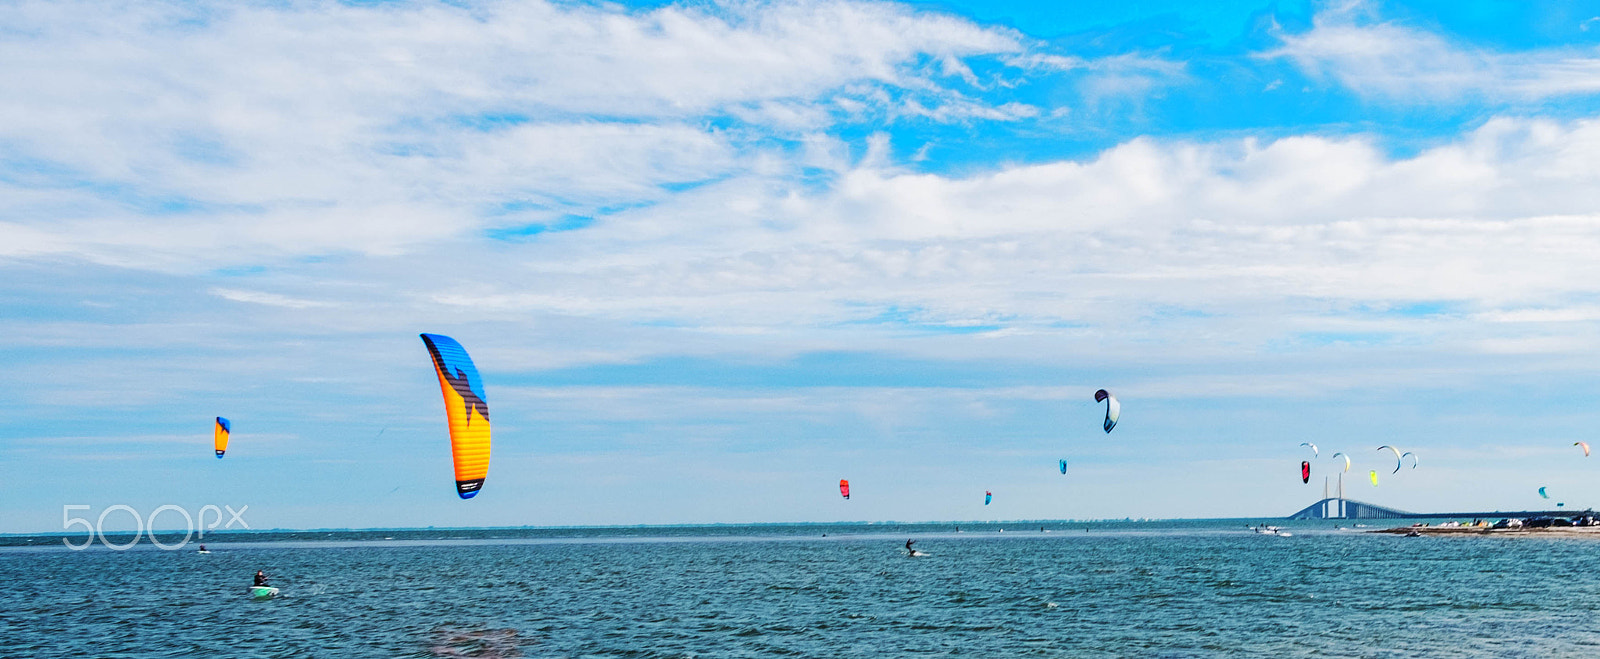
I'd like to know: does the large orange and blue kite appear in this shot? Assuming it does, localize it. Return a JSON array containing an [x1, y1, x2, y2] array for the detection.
[[421, 333, 491, 499]]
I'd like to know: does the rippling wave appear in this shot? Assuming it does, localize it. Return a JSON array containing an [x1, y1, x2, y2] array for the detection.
[[4, 522, 1600, 657]]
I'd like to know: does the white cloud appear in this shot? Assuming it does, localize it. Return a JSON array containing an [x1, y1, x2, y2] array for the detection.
[[8, 1, 1600, 395], [1268, 2, 1600, 101], [0, 0, 1023, 126], [1476, 307, 1600, 323], [210, 287, 334, 309], [1473, 336, 1593, 355], [0, 0, 1037, 268], [392, 115, 1600, 371], [1009, 51, 1188, 110], [17, 111, 1599, 377], [0, 221, 69, 258]]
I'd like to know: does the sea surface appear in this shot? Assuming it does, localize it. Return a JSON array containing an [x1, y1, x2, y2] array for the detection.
[[4, 519, 1600, 657]]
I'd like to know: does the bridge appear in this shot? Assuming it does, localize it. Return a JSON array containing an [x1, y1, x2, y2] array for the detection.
[[1289, 498, 1411, 519], [1287, 498, 1581, 520]]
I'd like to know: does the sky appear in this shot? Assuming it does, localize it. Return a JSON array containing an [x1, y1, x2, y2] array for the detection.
[[7, 0, 1600, 533]]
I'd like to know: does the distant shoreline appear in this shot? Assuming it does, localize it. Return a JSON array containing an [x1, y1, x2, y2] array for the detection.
[[1375, 525, 1600, 538], [0, 517, 1284, 538], [0, 513, 1563, 538]]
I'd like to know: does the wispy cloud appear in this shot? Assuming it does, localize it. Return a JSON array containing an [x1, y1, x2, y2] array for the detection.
[[0, 0, 1202, 273], [0, 0, 1035, 268], [1475, 307, 1600, 323], [210, 287, 334, 309], [1010, 51, 1189, 107], [1267, 1, 1600, 101]]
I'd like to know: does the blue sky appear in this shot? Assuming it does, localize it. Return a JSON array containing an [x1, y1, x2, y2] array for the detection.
[[7, 0, 1600, 533]]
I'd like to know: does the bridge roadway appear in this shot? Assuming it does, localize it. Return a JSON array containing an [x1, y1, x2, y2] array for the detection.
[[1287, 498, 1584, 520]]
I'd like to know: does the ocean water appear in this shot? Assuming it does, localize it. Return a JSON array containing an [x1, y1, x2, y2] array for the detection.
[[4, 520, 1600, 657]]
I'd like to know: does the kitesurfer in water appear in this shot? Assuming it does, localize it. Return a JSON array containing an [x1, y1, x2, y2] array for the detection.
[[254, 570, 269, 587], [905, 539, 915, 555]]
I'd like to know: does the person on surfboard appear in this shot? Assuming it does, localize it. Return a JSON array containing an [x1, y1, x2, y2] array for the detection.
[[905, 539, 916, 555], [254, 570, 270, 587]]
